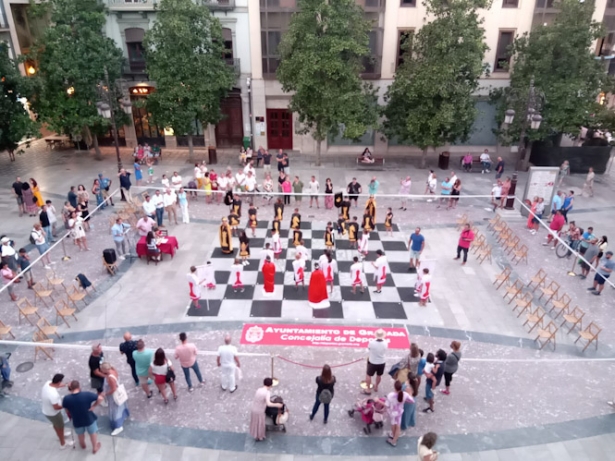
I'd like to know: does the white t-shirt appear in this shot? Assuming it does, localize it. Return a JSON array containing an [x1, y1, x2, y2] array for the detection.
[[243, 165, 255, 176], [163, 192, 177, 207], [480, 153, 491, 163], [217, 344, 238, 367], [47, 205, 57, 224], [423, 362, 434, 376], [492, 185, 502, 197], [368, 339, 387, 365], [217, 176, 228, 190], [428, 178, 437, 192], [244, 176, 257, 192], [171, 175, 183, 188], [308, 180, 319, 194], [31, 229, 46, 245], [161, 178, 170, 188], [151, 359, 171, 376], [41, 381, 62, 416], [235, 173, 246, 186], [152, 194, 164, 209], [143, 200, 156, 215], [195, 167, 203, 179]]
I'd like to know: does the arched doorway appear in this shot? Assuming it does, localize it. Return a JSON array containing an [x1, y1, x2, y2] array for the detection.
[[215, 89, 244, 148]]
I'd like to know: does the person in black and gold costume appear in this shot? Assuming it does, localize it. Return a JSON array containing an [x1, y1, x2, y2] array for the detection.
[[325, 222, 335, 249], [219, 217, 233, 254], [292, 229, 303, 247], [364, 195, 376, 222], [384, 207, 394, 236], [248, 203, 258, 237], [232, 194, 242, 217], [348, 216, 359, 248], [336, 213, 347, 236], [239, 231, 251, 265], [228, 211, 240, 236], [341, 197, 350, 221], [271, 217, 281, 235], [362, 212, 373, 233], [290, 208, 301, 230], [274, 198, 284, 221]]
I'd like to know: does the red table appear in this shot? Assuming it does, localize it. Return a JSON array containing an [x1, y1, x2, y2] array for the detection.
[[136, 236, 179, 259]]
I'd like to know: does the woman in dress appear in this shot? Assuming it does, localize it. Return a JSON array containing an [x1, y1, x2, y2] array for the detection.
[[146, 231, 161, 261], [597, 235, 609, 261], [448, 179, 461, 210], [149, 348, 177, 404], [78, 197, 90, 232], [68, 211, 89, 251], [204, 172, 213, 204], [92, 179, 104, 209], [134, 161, 143, 186], [324, 178, 334, 209], [76, 184, 89, 210], [385, 380, 413, 447], [248, 203, 258, 237], [239, 231, 251, 265], [210, 169, 219, 202], [30, 178, 44, 209], [400, 373, 419, 432], [499, 177, 511, 209], [249, 377, 283, 441], [177, 187, 189, 224], [100, 362, 129, 436], [262, 173, 274, 203], [21, 182, 38, 216], [219, 217, 233, 254], [282, 176, 292, 205], [309, 364, 336, 424]]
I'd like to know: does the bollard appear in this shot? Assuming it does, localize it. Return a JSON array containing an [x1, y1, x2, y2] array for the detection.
[[270, 355, 279, 387], [61, 237, 71, 261]]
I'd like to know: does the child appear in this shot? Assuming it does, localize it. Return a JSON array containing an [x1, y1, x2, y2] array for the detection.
[[231, 258, 244, 293], [292, 253, 305, 290], [272, 230, 282, 260], [146, 157, 154, 184], [350, 256, 365, 294], [418, 268, 431, 306], [228, 212, 240, 237], [348, 216, 359, 249], [239, 231, 251, 266], [422, 353, 436, 412], [358, 231, 369, 259], [423, 349, 446, 413], [385, 207, 393, 237], [324, 222, 335, 250], [248, 203, 258, 237]]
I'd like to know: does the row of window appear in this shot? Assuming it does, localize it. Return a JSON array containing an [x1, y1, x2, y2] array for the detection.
[[400, 0, 520, 7]]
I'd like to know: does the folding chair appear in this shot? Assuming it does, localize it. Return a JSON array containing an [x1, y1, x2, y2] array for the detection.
[[65, 286, 87, 311], [560, 306, 585, 334], [503, 235, 520, 255], [574, 322, 602, 352], [487, 214, 501, 231], [455, 214, 469, 230], [511, 244, 528, 265], [32, 283, 55, 308], [513, 293, 533, 318], [496, 227, 512, 245], [549, 293, 571, 319], [75, 275, 97, 296], [103, 256, 118, 276], [493, 267, 512, 290], [46, 271, 66, 292], [527, 269, 547, 292], [503, 280, 524, 304], [493, 219, 507, 235], [36, 317, 61, 340], [538, 280, 560, 305], [535, 321, 558, 350], [471, 234, 486, 254], [16, 297, 41, 326], [0, 320, 15, 340], [523, 306, 545, 333], [33, 331, 54, 361], [54, 299, 77, 328], [477, 245, 492, 265]]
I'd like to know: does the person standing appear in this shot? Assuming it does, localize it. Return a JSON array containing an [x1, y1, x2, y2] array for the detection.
[[17, 248, 34, 289], [283, 151, 290, 174], [98, 173, 114, 207], [118, 169, 133, 204], [152, 190, 165, 226], [164, 188, 178, 225], [494, 157, 505, 179], [350, 256, 365, 294], [217, 333, 240, 393], [400, 373, 419, 432], [491, 180, 502, 212], [46, 200, 58, 237], [100, 362, 129, 436], [347, 178, 362, 208], [119, 332, 139, 386], [39, 204, 54, 243], [30, 178, 44, 209], [363, 329, 387, 394], [399, 176, 412, 211], [142, 195, 156, 221], [588, 251, 615, 296], [454, 223, 475, 265], [368, 177, 379, 196], [136, 213, 155, 238], [385, 380, 413, 447], [408, 228, 425, 271], [178, 187, 189, 224], [0, 262, 17, 301], [293, 176, 304, 204], [418, 268, 432, 306], [31, 223, 52, 268], [582, 167, 595, 197], [372, 250, 388, 293], [12, 177, 24, 216], [557, 160, 570, 187], [22, 182, 38, 216], [175, 332, 204, 392], [150, 348, 178, 404], [263, 149, 272, 173], [324, 178, 334, 209], [309, 364, 336, 424], [422, 349, 446, 413], [276, 149, 285, 173], [437, 177, 452, 208], [550, 190, 563, 221], [308, 176, 320, 208], [561, 190, 574, 223], [1, 237, 18, 272], [111, 218, 129, 260], [41, 373, 73, 449], [440, 341, 462, 396], [249, 378, 283, 441], [132, 339, 154, 398], [62, 380, 103, 454], [89, 344, 106, 399]]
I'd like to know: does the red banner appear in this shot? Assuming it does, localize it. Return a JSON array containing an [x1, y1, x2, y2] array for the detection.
[[240, 323, 410, 349]]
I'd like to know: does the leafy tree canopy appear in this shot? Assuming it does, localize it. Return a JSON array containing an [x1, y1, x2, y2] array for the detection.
[[277, 0, 378, 165], [144, 0, 235, 151], [491, 0, 613, 146], [27, 0, 124, 146], [382, 0, 490, 164], [0, 44, 39, 160]]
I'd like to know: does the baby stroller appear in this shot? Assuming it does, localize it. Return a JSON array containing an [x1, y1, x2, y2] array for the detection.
[[348, 396, 386, 434], [265, 395, 288, 433]]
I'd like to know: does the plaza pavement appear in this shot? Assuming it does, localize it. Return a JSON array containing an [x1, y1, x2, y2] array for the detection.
[[1, 142, 615, 460]]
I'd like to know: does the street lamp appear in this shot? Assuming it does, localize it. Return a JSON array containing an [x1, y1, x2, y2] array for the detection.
[[96, 67, 132, 173]]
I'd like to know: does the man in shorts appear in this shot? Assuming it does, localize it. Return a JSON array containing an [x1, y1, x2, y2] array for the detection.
[[579, 239, 599, 280], [347, 178, 362, 207], [132, 339, 154, 398], [98, 173, 114, 207], [408, 227, 425, 270], [363, 329, 387, 394], [62, 380, 103, 454], [588, 251, 615, 295], [41, 373, 73, 449]]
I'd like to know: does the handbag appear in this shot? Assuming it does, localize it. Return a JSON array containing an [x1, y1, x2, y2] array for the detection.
[[235, 367, 243, 381], [165, 363, 176, 383], [108, 375, 127, 406], [277, 407, 289, 425]]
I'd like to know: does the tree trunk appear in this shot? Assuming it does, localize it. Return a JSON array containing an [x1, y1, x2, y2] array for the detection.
[[421, 148, 428, 169], [316, 139, 322, 167], [8, 149, 15, 162], [91, 131, 102, 160], [520, 143, 533, 172], [188, 135, 194, 159]]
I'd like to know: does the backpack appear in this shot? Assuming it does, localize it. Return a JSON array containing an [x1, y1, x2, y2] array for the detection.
[[101, 178, 110, 190], [319, 389, 333, 404], [29, 232, 36, 245]]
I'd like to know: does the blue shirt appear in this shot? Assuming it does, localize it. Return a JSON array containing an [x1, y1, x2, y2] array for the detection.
[[551, 195, 562, 211], [580, 232, 595, 249], [563, 196, 573, 211], [177, 192, 187, 206], [62, 391, 98, 428], [368, 181, 379, 195], [111, 223, 126, 242], [597, 257, 615, 276], [134, 163, 142, 180], [119, 172, 131, 189], [410, 233, 425, 252], [440, 181, 453, 195]]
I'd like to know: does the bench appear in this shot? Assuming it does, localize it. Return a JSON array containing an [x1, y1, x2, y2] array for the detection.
[[459, 155, 490, 173], [356, 157, 385, 166]]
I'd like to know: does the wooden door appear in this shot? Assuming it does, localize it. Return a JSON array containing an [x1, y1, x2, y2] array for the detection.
[[267, 109, 293, 150], [216, 94, 244, 147]]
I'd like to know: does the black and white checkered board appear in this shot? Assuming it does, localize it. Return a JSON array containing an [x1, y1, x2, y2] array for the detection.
[[187, 219, 423, 320]]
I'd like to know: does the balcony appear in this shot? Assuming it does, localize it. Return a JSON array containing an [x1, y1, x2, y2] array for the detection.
[[107, 0, 235, 12], [226, 57, 241, 76]]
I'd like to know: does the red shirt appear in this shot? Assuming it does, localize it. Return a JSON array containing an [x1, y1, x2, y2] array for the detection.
[[458, 229, 475, 249], [550, 214, 565, 232]]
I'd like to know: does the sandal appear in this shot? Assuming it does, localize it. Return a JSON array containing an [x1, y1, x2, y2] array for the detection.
[[164, 399, 169, 404], [386, 438, 396, 447]]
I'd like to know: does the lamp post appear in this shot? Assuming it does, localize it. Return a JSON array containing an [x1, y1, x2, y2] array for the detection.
[[247, 76, 254, 150], [503, 78, 543, 209], [96, 67, 132, 173]]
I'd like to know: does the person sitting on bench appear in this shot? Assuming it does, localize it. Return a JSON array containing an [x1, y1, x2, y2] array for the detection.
[[361, 148, 375, 164]]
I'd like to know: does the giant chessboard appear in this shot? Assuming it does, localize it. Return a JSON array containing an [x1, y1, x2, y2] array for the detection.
[[187, 219, 425, 320]]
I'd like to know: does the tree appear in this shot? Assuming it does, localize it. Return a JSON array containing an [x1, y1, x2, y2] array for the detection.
[[491, 0, 612, 169], [27, 0, 124, 159], [0, 45, 38, 161], [277, 0, 378, 166], [381, 0, 490, 168], [144, 0, 235, 157]]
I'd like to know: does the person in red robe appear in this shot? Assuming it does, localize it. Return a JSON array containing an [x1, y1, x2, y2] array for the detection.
[[262, 256, 276, 295], [308, 263, 330, 309]]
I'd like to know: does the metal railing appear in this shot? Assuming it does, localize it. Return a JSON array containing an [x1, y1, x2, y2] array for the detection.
[[107, 0, 235, 10]]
